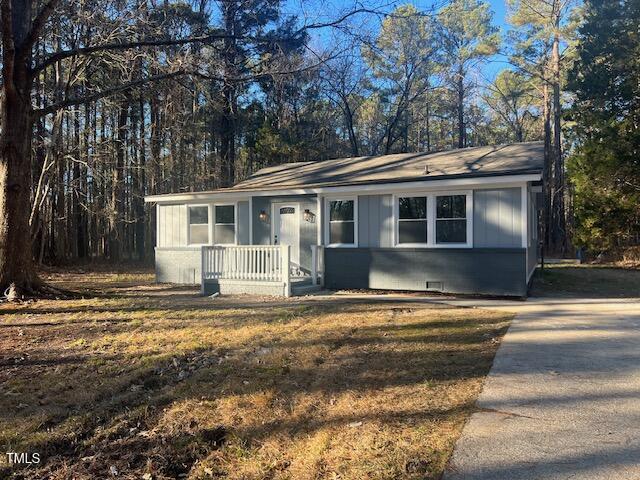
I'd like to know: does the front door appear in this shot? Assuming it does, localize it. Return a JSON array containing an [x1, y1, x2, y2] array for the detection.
[[273, 203, 300, 269]]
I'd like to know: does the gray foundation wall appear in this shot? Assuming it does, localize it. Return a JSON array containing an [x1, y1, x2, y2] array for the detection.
[[155, 247, 201, 284], [324, 248, 528, 297]]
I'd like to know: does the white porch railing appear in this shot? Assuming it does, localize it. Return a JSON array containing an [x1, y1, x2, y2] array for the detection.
[[202, 245, 291, 295]]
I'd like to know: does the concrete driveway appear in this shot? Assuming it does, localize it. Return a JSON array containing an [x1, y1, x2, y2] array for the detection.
[[443, 296, 640, 480]]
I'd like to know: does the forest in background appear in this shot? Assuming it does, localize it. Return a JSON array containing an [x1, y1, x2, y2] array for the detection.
[[1, 0, 639, 291]]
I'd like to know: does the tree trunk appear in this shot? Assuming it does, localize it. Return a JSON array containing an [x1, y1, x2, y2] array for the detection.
[[220, 2, 238, 187], [457, 66, 465, 148], [550, 30, 566, 255], [542, 82, 552, 252], [0, 0, 41, 294], [425, 99, 431, 152], [135, 95, 147, 261], [108, 101, 128, 262], [342, 98, 359, 157]]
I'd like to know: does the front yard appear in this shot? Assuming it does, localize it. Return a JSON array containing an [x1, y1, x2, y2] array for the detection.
[[1, 270, 512, 480], [531, 264, 640, 297]]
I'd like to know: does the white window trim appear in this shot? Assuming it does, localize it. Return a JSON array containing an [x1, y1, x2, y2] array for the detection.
[[213, 202, 238, 246], [324, 196, 358, 248], [393, 191, 473, 248], [187, 204, 211, 246]]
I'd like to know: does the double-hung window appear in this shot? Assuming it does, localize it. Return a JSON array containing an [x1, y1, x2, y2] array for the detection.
[[394, 192, 471, 247], [398, 196, 428, 245], [214, 204, 236, 244], [435, 194, 467, 244], [327, 199, 356, 246], [188, 206, 210, 245]]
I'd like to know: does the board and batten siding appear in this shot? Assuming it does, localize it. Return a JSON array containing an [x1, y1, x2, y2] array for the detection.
[[358, 195, 393, 248], [237, 201, 250, 245], [157, 204, 187, 247], [473, 187, 522, 248]]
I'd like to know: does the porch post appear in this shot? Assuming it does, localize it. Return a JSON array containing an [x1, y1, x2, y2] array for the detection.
[[200, 246, 206, 296], [311, 245, 318, 286], [282, 244, 291, 297]]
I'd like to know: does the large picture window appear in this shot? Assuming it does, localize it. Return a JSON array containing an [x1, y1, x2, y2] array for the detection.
[[328, 199, 355, 245], [436, 195, 467, 243], [214, 204, 236, 244], [398, 196, 427, 244], [188, 206, 209, 244]]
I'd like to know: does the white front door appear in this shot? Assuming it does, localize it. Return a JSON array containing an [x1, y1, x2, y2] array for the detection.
[[273, 203, 300, 268]]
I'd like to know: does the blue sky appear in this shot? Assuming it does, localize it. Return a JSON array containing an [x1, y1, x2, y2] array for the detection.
[[284, 0, 514, 81]]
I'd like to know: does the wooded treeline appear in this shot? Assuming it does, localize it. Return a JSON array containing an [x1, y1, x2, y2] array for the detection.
[[2, 0, 637, 295]]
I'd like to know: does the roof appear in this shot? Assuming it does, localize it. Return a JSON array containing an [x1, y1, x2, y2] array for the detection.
[[145, 142, 543, 201]]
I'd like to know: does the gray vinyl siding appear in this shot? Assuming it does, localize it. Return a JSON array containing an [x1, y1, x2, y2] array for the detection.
[[237, 201, 250, 245], [358, 194, 393, 247], [251, 195, 318, 273], [473, 188, 522, 248], [526, 187, 541, 279], [324, 248, 528, 297]]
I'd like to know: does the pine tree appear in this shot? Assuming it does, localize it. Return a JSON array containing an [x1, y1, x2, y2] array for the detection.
[[439, 0, 500, 148], [567, 0, 640, 252]]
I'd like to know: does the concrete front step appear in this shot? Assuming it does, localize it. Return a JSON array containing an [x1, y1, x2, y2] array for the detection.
[[291, 283, 323, 296]]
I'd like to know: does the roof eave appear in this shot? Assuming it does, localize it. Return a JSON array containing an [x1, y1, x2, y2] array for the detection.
[[144, 170, 542, 204]]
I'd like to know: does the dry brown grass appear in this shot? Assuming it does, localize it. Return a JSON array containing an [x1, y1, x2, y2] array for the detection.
[[0, 269, 512, 480]]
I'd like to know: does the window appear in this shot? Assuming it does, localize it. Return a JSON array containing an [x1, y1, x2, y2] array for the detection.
[[328, 199, 355, 245], [214, 204, 236, 244], [398, 196, 427, 244], [436, 195, 467, 243], [188, 206, 209, 244]]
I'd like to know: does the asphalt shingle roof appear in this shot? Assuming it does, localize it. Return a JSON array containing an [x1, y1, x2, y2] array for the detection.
[[232, 141, 544, 191]]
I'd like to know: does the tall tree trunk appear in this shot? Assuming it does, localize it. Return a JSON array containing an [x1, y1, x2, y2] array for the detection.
[[108, 100, 128, 262], [342, 98, 359, 157], [550, 29, 566, 255], [136, 94, 147, 261], [542, 82, 552, 251], [220, 1, 238, 187], [456, 66, 465, 148], [0, 0, 41, 294], [425, 99, 431, 152], [72, 106, 87, 259]]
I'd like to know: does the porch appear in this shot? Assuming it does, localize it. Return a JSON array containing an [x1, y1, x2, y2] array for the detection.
[[200, 245, 324, 297]]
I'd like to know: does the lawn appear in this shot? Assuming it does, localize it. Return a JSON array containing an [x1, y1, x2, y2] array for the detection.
[[531, 264, 640, 298], [0, 269, 512, 480]]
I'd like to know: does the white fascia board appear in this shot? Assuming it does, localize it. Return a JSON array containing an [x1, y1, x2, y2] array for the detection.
[[144, 173, 542, 203], [145, 192, 252, 204]]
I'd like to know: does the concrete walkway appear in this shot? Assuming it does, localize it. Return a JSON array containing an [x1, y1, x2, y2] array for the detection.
[[443, 297, 640, 480]]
